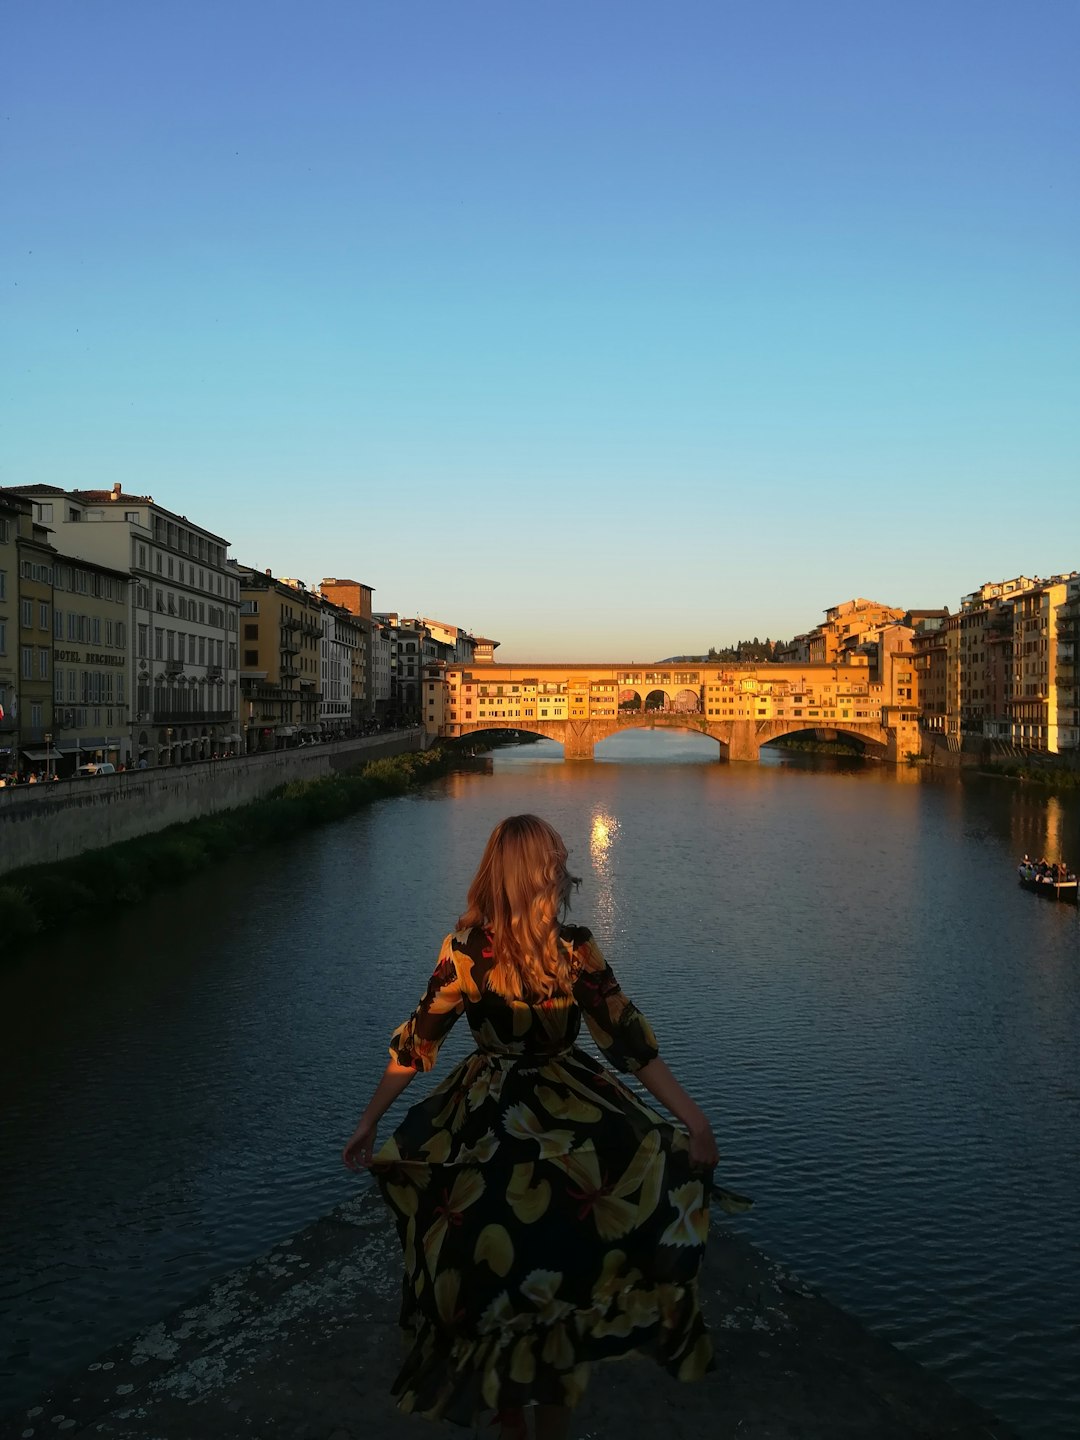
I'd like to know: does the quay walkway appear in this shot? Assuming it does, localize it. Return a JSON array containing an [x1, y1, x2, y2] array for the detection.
[[6, 1189, 1013, 1440]]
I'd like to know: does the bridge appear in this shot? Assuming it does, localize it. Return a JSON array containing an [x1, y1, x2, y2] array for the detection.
[[423, 661, 922, 763]]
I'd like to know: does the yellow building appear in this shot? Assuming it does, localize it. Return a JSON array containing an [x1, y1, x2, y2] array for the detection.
[[236, 565, 324, 750], [1009, 576, 1080, 753], [50, 554, 131, 773]]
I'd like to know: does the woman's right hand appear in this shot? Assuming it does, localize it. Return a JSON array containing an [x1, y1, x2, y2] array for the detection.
[[688, 1119, 719, 1170], [342, 1118, 377, 1171]]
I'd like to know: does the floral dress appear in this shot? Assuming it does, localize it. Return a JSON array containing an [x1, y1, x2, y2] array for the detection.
[[370, 924, 750, 1425]]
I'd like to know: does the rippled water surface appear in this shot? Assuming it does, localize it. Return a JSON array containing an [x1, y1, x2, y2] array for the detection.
[[2, 735, 1079, 1437]]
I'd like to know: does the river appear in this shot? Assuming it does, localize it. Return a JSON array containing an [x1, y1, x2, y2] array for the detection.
[[1, 734, 1078, 1437]]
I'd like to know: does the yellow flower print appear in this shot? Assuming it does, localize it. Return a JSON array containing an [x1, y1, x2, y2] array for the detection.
[[589, 1248, 640, 1315], [676, 1331, 714, 1380], [535, 1085, 602, 1125], [542, 1321, 575, 1370], [506, 1162, 552, 1223], [432, 1076, 470, 1134], [660, 1181, 709, 1248], [478, 1289, 530, 1341], [434, 1269, 463, 1327], [421, 1167, 486, 1272], [511, 1001, 534, 1038], [502, 1102, 574, 1159], [475, 1223, 514, 1277], [456, 1128, 499, 1164], [551, 1133, 663, 1240], [520, 1268, 574, 1325], [510, 1334, 536, 1384], [465, 1058, 508, 1111], [616, 1286, 658, 1329], [420, 1130, 452, 1163], [560, 1363, 591, 1408]]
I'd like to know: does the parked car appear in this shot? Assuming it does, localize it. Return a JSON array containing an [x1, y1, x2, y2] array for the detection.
[[76, 762, 116, 777]]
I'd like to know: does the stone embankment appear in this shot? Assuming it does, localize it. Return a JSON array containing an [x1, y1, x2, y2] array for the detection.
[[0, 731, 426, 876], [5, 1189, 1014, 1440]]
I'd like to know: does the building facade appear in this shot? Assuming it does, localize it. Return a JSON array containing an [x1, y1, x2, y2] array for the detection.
[[319, 578, 374, 721], [235, 566, 324, 750], [2, 484, 241, 765], [50, 554, 131, 773]]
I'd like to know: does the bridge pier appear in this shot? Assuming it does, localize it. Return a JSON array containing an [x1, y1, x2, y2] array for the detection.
[[562, 723, 595, 761], [726, 721, 761, 763]]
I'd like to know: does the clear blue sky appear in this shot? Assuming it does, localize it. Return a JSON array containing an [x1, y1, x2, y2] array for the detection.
[[3, 1, 1077, 659]]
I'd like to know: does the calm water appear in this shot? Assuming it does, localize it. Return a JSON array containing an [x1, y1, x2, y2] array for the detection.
[[2, 735, 1079, 1437]]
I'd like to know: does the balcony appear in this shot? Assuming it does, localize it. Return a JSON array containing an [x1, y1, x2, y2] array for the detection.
[[164, 655, 185, 675], [280, 638, 300, 655], [281, 664, 300, 679], [207, 664, 223, 681], [282, 616, 301, 632]]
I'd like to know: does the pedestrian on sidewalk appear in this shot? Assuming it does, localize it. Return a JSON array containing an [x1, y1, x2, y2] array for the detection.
[[344, 813, 749, 1439]]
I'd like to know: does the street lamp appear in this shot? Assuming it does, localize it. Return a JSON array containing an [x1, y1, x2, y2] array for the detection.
[[167, 726, 173, 765], [44, 731, 53, 779]]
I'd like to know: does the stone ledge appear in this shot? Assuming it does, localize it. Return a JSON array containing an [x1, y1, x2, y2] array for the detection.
[[3, 1189, 1014, 1440]]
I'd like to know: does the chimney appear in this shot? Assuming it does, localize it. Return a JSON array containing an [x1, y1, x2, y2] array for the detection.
[[111, 483, 122, 500], [265, 568, 272, 576]]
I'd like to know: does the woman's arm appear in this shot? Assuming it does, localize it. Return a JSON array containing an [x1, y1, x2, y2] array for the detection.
[[635, 1058, 719, 1168], [342, 1060, 418, 1170]]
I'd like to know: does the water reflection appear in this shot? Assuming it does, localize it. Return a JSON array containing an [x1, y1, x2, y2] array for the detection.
[[588, 810, 620, 933]]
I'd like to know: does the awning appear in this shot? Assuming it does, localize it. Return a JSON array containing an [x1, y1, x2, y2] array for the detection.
[[21, 748, 54, 761]]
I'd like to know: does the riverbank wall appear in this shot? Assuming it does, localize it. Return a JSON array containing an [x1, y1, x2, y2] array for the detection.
[[0, 730, 426, 876], [920, 729, 1080, 778], [4, 1186, 1014, 1440]]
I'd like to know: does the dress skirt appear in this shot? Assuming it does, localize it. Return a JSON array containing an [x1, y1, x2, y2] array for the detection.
[[372, 1040, 750, 1425]]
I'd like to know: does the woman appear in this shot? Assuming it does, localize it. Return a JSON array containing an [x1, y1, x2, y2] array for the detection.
[[343, 814, 749, 1440]]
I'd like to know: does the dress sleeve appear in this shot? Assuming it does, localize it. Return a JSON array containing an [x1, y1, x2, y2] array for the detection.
[[388, 934, 465, 1072], [570, 931, 659, 1074]]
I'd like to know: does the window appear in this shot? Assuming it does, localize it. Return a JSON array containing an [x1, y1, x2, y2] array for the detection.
[[22, 645, 33, 679], [0, 620, 5, 654], [21, 598, 32, 628], [33, 502, 53, 523], [0, 570, 5, 600], [54, 609, 63, 640], [125, 510, 140, 523], [39, 649, 48, 679]]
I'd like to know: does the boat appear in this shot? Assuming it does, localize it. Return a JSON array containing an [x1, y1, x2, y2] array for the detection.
[[1017, 863, 1078, 905]]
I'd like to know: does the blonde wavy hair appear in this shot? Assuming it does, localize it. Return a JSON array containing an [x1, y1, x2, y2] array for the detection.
[[458, 814, 580, 1000]]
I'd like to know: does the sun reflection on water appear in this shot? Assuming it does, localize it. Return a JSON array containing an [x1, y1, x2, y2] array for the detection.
[[588, 810, 620, 932]]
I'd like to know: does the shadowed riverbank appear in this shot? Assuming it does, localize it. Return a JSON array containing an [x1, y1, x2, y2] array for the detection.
[[5, 1188, 1013, 1440]]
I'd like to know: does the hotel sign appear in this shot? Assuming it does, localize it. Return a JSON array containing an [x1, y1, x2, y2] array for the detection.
[[55, 650, 126, 666]]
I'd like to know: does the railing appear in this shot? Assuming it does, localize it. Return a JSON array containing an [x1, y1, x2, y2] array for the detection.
[[164, 656, 184, 674]]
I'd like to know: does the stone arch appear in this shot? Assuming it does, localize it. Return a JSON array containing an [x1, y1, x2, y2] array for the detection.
[[672, 688, 699, 713], [644, 689, 667, 712], [619, 688, 642, 711]]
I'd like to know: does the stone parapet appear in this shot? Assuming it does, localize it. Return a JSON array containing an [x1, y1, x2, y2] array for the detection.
[[0, 731, 425, 876]]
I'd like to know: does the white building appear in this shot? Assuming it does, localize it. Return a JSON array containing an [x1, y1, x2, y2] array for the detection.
[[371, 619, 393, 720], [318, 600, 356, 737], [3, 484, 240, 765]]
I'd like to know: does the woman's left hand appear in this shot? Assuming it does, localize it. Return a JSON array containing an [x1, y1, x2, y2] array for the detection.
[[342, 1118, 378, 1171]]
